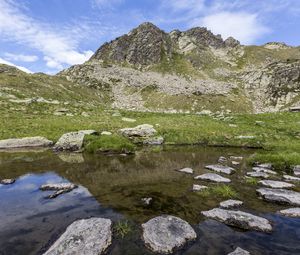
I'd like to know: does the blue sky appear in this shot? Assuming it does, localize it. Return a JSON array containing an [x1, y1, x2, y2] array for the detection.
[[0, 0, 300, 74]]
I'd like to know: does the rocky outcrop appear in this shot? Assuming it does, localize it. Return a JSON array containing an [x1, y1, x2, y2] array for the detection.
[[0, 136, 53, 149], [257, 188, 300, 206], [202, 208, 272, 232], [194, 173, 231, 183], [142, 215, 197, 254], [53, 130, 97, 151], [43, 218, 112, 255]]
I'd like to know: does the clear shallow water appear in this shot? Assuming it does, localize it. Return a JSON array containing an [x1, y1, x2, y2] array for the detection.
[[0, 146, 299, 255]]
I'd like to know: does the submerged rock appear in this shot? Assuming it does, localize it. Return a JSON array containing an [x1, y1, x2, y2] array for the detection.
[[194, 173, 231, 183], [205, 164, 235, 175], [259, 180, 294, 189], [252, 167, 277, 175], [53, 130, 97, 151], [246, 172, 269, 178], [283, 175, 300, 182], [218, 156, 227, 164], [192, 184, 208, 192], [177, 168, 193, 174], [43, 218, 112, 255], [201, 208, 272, 232], [142, 215, 197, 254], [257, 188, 300, 206], [219, 199, 243, 209], [0, 136, 53, 149], [279, 208, 300, 217], [0, 179, 15, 185], [40, 183, 77, 199], [228, 247, 250, 255]]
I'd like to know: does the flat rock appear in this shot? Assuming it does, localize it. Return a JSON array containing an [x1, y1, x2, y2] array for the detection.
[[192, 184, 208, 192], [119, 124, 157, 138], [194, 173, 231, 183], [142, 215, 197, 254], [228, 247, 250, 255], [257, 188, 300, 206], [231, 161, 240, 166], [259, 180, 294, 189], [0, 136, 53, 149], [201, 208, 272, 232], [283, 175, 300, 182], [40, 183, 77, 199], [53, 130, 97, 151], [279, 208, 300, 217], [252, 167, 277, 175], [205, 165, 235, 175], [246, 172, 269, 178], [220, 199, 243, 209], [0, 179, 15, 185], [257, 163, 272, 169], [230, 156, 243, 161], [218, 156, 227, 164], [43, 218, 112, 255], [178, 168, 193, 174], [293, 165, 300, 176]]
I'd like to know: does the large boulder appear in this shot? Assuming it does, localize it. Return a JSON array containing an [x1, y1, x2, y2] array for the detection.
[[53, 130, 97, 151], [0, 136, 53, 149], [119, 124, 157, 138], [142, 215, 197, 254], [194, 173, 231, 183], [43, 218, 112, 255], [202, 208, 272, 232], [205, 165, 235, 175], [257, 188, 300, 206]]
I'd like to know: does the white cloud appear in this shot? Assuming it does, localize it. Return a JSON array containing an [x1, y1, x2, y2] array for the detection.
[[92, 0, 123, 9], [193, 11, 270, 44], [4, 53, 38, 62], [0, 57, 32, 73], [0, 0, 94, 70]]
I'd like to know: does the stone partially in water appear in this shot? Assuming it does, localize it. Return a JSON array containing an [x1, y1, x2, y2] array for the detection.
[[201, 208, 272, 232], [142, 215, 197, 254], [0, 179, 15, 185], [259, 180, 294, 189], [228, 247, 250, 255], [293, 166, 300, 176], [205, 164, 235, 175], [246, 172, 269, 178], [218, 156, 227, 164], [53, 130, 97, 151], [178, 168, 193, 174], [0, 136, 53, 149], [279, 208, 300, 217], [192, 184, 208, 192], [219, 199, 243, 209], [252, 167, 277, 175], [257, 163, 272, 169], [40, 183, 77, 199], [194, 173, 231, 183], [283, 175, 300, 182], [257, 188, 300, 206], [43, 218, 112, 255]]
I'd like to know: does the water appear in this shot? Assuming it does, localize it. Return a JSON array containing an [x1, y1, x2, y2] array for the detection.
[[0, 146, 299, 255]]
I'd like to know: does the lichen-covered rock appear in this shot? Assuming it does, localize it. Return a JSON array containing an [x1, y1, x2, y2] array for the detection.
[[43, 218, 112, 255], [259, 180, 294, 189], [202, 208, 272, 232], [257, 188, 300, 206], [142, 215, 197, 254], [0, 136, 53, 149], [205, 164, 235, 175], [194, 173, 231, 183]]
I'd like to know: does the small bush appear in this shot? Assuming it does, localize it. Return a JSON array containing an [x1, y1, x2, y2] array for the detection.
[[85, 134, 136, 154]]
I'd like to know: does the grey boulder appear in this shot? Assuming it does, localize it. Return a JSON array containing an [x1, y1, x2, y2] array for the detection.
[[194, 173, 231, 183], [220, 199, 243, 209], [283, 175, 300, 182], [279, 208, 300, 217], [120, 124, 157, 138], [142, 215, 197, 254], [0, 136, 53, 149], [201, 208, 272, 232], [246, 172, 269, 178], [205, 164, 235, 175], [43, 218, 112, 255], [257, 188, 300, 206], [259, 180, 294, 189]]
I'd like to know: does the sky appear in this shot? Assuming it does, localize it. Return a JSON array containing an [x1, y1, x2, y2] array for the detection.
[[0, 0, 300, 74]]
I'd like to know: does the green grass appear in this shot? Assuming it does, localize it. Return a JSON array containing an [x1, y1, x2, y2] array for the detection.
[[114, 220, 132, 238], [84, 134, 136, 154], [245, 177, 259, 185], [198, 185, 238, 199]]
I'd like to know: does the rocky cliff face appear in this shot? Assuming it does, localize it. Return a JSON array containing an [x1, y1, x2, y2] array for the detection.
[[61, 22, 300, 114]]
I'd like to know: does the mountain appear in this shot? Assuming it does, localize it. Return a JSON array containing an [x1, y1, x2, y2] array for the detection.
[[1, 22, 300, 115]]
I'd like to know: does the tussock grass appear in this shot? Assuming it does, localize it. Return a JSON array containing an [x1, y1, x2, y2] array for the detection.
[[114, 220, 132, 238], [198, 185, 238, 199]]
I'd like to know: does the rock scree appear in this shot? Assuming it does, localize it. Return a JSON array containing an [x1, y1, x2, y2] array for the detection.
[[142, 215, 197, 254], [43, 217, 112, 255], [201, 208, 272, 232]]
